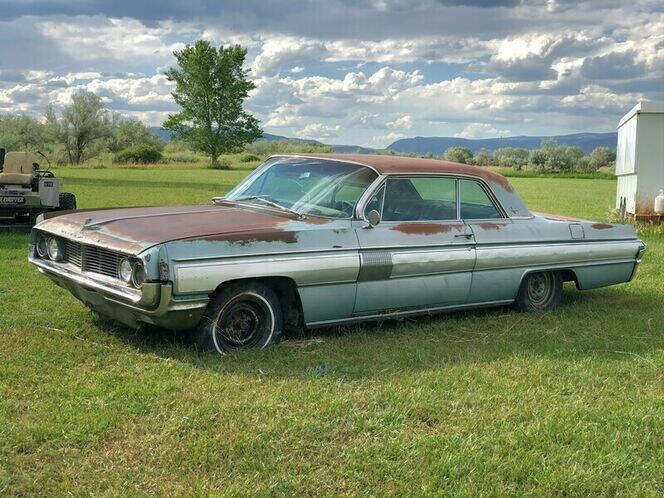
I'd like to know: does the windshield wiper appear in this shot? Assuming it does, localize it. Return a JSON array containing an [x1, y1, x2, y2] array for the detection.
[[215, 195, 304, 219]]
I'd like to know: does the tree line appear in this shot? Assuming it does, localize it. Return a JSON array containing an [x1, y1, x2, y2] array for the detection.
[[441, 142, 616, 173], [0, 93, 165, 165]]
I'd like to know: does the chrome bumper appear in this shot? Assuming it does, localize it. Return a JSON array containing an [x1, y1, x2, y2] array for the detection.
[[29, 245, 208, 330], [629, 242, 646, 282]]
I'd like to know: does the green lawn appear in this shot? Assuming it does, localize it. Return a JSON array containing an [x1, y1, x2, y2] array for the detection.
[[1, 167, 662, 495]]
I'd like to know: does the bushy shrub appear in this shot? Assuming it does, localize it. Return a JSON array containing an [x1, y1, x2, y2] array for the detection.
[[529, 149, 546, 169], [589, 146, 616, 169], [575, 156, 595, 173], [471, 149, 493, 166], [493, 147, 529, 170], [209, 158, 232, 170], [534, 140, 576, 172], [239, 153, 261, 163], [114, 144, 163, 164], [444, 146, 472, 164]]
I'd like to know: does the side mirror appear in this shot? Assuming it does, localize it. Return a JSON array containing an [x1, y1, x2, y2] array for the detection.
[[0, 148, 5, 170], [366, 209, 381, 227]]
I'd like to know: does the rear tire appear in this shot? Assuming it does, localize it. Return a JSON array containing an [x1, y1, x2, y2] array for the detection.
[[514, 271, 562, 312], [58, 192, 77, 211], [196, 281, 283, 354]]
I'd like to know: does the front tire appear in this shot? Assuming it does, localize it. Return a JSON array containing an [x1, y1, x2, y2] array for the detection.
[[514, 271, 562, 312], [196, 282, 283, 354]]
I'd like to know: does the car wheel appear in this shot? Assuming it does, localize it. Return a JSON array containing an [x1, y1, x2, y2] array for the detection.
[[58, 192, 77, 211], [196, 281, 283, 353], [514, 271, 562, 312]]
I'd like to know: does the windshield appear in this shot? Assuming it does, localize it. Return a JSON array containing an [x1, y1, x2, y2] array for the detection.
[[225, 157, 378, 219]]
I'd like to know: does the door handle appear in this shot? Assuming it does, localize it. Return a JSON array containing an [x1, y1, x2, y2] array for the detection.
[[454, 233, 474, 238]]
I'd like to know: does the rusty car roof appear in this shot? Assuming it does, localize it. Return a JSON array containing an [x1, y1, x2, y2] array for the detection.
[[273, 153, 532, 218], [275, 153, 507, 183]]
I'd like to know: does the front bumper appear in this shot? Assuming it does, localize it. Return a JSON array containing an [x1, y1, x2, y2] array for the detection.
[[29, 245, 208, 330]]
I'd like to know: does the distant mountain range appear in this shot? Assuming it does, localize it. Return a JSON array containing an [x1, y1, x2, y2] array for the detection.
[[149, 128, 616, 155], [387, 132, 618, 155]]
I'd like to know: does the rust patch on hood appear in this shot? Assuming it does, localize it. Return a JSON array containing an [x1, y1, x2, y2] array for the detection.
[[591, 223, 614, 230], [203, 230, 298, 245], [391, 222, 464, 235], [36, 204, 325, 254]]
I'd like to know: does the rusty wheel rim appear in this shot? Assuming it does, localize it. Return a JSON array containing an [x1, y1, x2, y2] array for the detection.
[[214, 293, 273, 351], [527, 272, 554, 307]]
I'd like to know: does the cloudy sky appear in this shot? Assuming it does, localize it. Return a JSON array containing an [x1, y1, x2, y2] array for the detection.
[[0, 0, 662, 147]]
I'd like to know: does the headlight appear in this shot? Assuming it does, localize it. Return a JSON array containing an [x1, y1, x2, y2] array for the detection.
[[36, 236, 48, 259], [132, 261, 146, 287], [46, 237, 63, 261], [119, 258, 133, 283]]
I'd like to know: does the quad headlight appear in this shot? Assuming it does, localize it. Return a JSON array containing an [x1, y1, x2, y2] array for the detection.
[[46, 237, 64, 261], [131, 261, 146, 288], [36, 236, 48, 259], [119, 258, 133, 284], [118, 258, 146, 287]]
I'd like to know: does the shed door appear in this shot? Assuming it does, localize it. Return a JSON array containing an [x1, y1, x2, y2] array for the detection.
[[353, 176, 475, 314]]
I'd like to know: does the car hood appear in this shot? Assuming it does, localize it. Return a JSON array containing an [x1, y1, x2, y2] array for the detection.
[[36, 204, 321, 254]]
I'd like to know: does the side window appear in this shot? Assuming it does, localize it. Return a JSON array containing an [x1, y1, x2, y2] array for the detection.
[[382, 177, 457, 221], [459, 180, 502, 219]]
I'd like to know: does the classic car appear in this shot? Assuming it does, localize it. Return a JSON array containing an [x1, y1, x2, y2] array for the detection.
[[29, 154, 645, 353]]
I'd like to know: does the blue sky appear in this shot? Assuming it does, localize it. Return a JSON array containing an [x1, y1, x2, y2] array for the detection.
[[0, 0, 661, 147]]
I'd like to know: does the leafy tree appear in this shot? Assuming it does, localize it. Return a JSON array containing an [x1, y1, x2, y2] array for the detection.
[[164, 40, 262, 168], [471, 149, 493, 166], [589, 146, 616, 169], [536, 140, 575, 172], [0, 115, 46, 151], [108, 117, 165, 152], [529, 148, 545, 168], [575, 156, 594, 173], [444, 146, 472, 164], [52, 90, 112, 164], [493, 147, 529, 170]]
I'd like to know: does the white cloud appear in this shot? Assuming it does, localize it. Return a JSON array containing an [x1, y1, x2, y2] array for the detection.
[[297, 123, 341, 139], [454, 123, 511, 139], [386, 115, 413, 129]]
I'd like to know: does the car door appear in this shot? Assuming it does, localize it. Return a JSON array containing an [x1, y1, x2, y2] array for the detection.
[[353, 175, 476, 314]]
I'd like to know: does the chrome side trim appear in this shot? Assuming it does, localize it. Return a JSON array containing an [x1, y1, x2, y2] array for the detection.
[[474, 240, 641, 271], [174, 251, 360, 294], [306, 299, 514, 328], [169, 238, 639, 263], [390, 246, 475, 278]]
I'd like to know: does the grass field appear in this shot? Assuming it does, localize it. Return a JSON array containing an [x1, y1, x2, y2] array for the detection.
[[1, 166, 662, 495]]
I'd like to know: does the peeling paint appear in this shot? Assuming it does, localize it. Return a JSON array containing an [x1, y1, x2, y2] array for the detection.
[[391, 223, 464, 235], [591, 223, 614, 230], [477, 222, 507, 231]]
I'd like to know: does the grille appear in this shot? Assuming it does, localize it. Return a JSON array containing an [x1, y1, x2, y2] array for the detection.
[[64, 239, 83, 267], [60, 238, 123, 279], [82, 245, 123, 278]]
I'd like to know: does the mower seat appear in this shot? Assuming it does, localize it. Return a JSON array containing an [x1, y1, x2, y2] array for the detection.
[[0, 152, 36, 186]]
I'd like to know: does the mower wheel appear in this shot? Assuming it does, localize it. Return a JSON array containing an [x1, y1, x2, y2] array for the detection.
[[58, 192, 77, 211]]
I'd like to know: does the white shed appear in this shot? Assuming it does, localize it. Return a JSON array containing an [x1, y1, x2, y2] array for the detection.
[[616, 100, 664, 215]]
